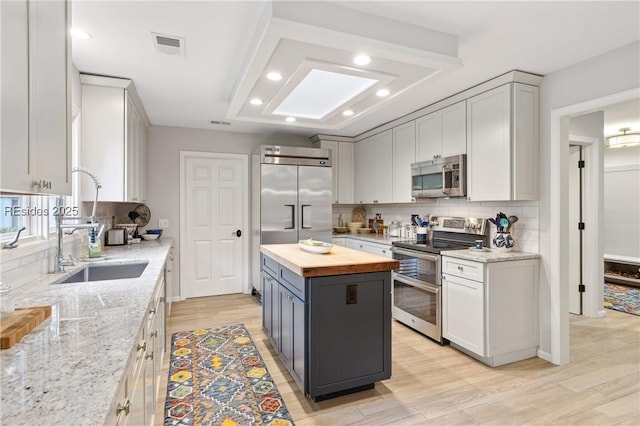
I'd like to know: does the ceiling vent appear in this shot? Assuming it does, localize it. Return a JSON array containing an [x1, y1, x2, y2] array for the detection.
[[151, 32, 185, 56]]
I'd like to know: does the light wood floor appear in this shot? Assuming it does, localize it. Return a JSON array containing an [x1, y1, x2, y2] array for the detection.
[[155, 294, 640, 425]]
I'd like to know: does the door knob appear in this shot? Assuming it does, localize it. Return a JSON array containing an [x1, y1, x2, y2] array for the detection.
[[233, 229, 242, 237]]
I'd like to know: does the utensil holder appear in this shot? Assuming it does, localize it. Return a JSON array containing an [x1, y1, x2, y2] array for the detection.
[[493, 232, 515, 251]]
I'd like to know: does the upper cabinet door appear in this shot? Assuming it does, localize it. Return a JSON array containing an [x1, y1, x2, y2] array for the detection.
[[441, 101, 467, 158], [392, 121, 415, 203], [30, 0, 71, 195], [337, 142, 354, 204], [415, 113, 441, 162], [1, 0, 31, 192], [466, 84, 512, 201]]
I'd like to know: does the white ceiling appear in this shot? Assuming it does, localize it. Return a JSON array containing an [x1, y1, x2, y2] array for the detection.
[[71, 1, 640, 138]]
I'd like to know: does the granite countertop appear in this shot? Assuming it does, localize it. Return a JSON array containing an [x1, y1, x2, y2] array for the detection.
[[261, 243, 399, 277], [441, 248, 541, 263], [0, 239, 173, 425]]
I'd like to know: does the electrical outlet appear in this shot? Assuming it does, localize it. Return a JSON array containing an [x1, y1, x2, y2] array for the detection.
[[159, 219, 169, 229]]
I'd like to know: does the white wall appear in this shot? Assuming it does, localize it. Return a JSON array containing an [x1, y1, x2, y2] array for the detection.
[[539, 41, 640, 359], [603, 145, 640, 258], [146, 125, 311, 300]]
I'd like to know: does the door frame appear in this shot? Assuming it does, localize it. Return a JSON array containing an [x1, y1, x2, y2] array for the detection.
[[567, 135, 602, 318], [179, 150, 250, 299], [548, 87, 639, 365]]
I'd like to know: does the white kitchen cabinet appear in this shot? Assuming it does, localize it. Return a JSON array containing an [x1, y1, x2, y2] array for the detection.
[[392, 121, 416, 203], [331, 237, 346, 247], [314, 137, 354, 204], [415, 101, 466, 163], [110, 265, 167, 426], [346, 238, 392, 258], [1, 0, 71, 195], [442, 256, 539, 367], [355, 130, 393, 204], [80, 75, 149, 203], [466, 83, 538, 201]]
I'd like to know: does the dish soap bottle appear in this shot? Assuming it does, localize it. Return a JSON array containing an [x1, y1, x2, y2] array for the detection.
[[88, 227, 102, 258], [338, 214, 344, 227]]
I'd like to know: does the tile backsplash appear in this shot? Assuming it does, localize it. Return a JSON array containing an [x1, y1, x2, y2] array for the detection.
[[333, 199, 539, 253]]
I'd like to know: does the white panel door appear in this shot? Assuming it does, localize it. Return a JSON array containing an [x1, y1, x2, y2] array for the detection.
[[182, 153, 247, 298]]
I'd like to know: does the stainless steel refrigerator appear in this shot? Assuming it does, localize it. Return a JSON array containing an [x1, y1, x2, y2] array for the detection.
[[251, 145, 332, 293]]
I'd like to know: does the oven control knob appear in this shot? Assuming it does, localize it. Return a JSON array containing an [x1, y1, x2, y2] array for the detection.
[[464, 221, 470, 229]]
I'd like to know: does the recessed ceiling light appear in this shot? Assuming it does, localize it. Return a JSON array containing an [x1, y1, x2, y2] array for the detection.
[[285, 117, 296, 122], [266, 72, 283, 81], [376, 89, 390, 97], [70, 28, 92, 39], [249, 98, 263, 106], [353, 54, 371, 66], [273, 69, 378, 120], [342, 109, 354, 116]]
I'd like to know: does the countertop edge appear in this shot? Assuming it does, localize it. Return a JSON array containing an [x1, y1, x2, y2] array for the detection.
[[441, 249, 541, 263]]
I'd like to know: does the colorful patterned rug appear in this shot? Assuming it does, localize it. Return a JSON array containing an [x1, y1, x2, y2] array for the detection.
[[604, 283, 640, 316], [164, 324, 295, 425]]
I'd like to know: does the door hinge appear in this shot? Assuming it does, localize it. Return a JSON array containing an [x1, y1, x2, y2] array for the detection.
[[578, 284, 586, 293], [578, 160, 585, 168], [578, 222, 585, 230]]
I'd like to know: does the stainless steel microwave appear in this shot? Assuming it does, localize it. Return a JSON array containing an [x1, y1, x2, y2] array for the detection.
[[411, 154, 466, 198]]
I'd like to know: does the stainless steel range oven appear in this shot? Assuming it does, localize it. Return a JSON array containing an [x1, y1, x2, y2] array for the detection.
[[391, 216, 487, 343]]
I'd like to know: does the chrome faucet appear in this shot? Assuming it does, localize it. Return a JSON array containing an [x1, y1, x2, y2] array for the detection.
[[55, 168, 103, 273], [2, 226, 26, 249]]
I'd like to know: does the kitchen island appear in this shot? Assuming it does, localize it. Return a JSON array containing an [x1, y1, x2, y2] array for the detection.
[[260, 243, 399, 401]]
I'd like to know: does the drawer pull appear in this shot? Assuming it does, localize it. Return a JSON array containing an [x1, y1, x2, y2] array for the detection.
[[137, 342, 146, 352], [149, 308, 156, 314], [145, 351, 154, 360], [116, 400, 131, 416], [150, 330, 158, 338]]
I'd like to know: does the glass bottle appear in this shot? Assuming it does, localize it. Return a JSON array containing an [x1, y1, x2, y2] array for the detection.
[[338, 214, 344, 227], [0, 281, 15, 318]]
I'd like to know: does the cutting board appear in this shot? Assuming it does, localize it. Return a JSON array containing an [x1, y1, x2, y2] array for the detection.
[[0, 306, 52, 349]]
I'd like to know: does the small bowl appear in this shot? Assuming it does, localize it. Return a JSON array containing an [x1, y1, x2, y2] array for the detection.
[[357, 228, 373, 234], [145, 229, 163, 236], [141, 234, 160, 241], [347, 222, 363, 228], [333, 227, 349, 233]]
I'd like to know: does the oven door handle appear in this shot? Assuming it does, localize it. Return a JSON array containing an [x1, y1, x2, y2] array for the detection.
[[442, 164, 450, 195], [393, 272, 440, 294], [391, 247, 440, 263]]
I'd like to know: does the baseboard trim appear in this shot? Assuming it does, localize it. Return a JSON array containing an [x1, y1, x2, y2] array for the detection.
[[537, 349, 552, 363]]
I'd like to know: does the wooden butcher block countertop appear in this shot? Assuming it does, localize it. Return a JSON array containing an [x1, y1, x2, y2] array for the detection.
[[260, 244, 399, 278]]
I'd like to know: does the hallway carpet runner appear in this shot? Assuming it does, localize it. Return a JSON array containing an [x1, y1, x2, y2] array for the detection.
[[604, 283, 640, 316], [164, 324, 295, 426]]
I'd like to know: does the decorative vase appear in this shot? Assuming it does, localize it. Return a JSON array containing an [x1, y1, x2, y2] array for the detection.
[[493, 232, 515, 251]]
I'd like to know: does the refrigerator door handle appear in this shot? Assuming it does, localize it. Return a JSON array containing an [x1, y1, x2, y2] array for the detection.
[[301, 204, 311, 229], [284, 204, 295, 229]]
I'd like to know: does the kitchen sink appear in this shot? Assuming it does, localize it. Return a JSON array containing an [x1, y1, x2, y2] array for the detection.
[[56, 262, 149, 284]]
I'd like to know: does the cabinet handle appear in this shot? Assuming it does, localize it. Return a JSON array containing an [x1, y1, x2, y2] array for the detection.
[[116, 400, 131, 416], [145, 351, 154, 360], [457, 266, 464, 271], [160, 297, 165, 303], [150, 330, 158, 338], [149, 308, 156, 314], [167, 268, 172, 273], [382, 250, 386, 254], [137, 342, 146, 352]]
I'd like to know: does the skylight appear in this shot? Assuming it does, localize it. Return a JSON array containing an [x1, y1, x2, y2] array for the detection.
[[272, 69, 378, 119]]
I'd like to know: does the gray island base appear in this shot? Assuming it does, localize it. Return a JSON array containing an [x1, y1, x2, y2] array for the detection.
[[260, 244, 399, 401]]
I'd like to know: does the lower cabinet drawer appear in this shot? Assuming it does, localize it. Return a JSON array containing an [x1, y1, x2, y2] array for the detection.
[[442, 256, 485, 282]]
